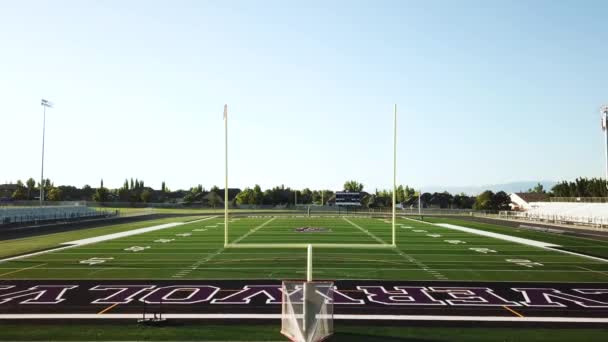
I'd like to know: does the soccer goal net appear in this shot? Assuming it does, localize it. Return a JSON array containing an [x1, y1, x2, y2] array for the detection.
[[281, 281, 334, 342]]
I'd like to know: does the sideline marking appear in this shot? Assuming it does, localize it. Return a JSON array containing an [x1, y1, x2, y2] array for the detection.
[[502, 305, 524, 318], [0, 263, 47, 277], [0, 313, 606, 323], [97, 303, 119, 315], [0, 216, 218, 264], [433, 223, 558, 248]]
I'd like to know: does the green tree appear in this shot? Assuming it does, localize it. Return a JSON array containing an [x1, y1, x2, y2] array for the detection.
[[26, 178, 36, 200], [528, 183, 545, 194], [207, 192, 222, 208], [93, 187, 109, 203], [140, 190, 152, 203], [47, 187, 63, 201], [11, 180, 27, 200], [236, 188, 254, 205], [473, 190, 494, 210], [161, 181, 166, 192], [343, 180, 364, 192]]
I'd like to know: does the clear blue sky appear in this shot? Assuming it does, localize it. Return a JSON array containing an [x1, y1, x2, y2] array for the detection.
[[1, 0, 607, 192]]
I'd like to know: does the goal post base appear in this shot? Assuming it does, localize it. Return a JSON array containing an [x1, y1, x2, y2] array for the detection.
[[281, 281, 334, 342]]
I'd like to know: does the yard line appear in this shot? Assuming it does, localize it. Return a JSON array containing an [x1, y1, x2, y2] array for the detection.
[[230, 217, 277, 244], [502, 305, 524, 318], [0, 263, 47, 277], [342, 217, 388, 244], [576, 266, 608, 277], [97, 303, 119, 315]]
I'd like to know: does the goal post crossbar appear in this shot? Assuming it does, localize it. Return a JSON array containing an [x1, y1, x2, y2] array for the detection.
[[224, 243, 396, 249]]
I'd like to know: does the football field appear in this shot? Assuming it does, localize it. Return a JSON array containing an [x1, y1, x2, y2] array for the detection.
[[2, 215, 608, 282]]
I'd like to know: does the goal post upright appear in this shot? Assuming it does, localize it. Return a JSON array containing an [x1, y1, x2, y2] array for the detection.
[[224, 104, 229, 247], [392, 104, 397, 247]]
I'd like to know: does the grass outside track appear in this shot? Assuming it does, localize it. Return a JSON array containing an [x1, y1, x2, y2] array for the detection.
[[0, 322, 606, 341]]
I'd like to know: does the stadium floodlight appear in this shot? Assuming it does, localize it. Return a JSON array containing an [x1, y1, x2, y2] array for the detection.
[[40, 99, 53, 206], [602, 105, 608, 190]]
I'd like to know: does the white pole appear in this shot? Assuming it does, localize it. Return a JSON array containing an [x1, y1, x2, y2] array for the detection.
[[392, 104, 397, 246], [306, 244, 312, 282], [224, 104, 229, 247], [40, 104, 47, 206], [602, 106, 608, 191], [418, 189, 422, 217]]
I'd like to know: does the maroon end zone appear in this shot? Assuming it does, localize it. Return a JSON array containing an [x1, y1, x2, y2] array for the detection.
[[0, 280, 607, 325]]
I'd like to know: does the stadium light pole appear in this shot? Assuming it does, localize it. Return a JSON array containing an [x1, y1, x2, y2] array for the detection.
[[392, 104, 397, 246], [602, 105, 608, 190], [40, 99, 53, 206], [224, 104, 229, 247]]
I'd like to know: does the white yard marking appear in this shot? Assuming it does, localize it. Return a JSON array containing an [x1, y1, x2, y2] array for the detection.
[[342, 218, 388, 245], [176, 233, 192, 237], [444, 240, 466, 245], [154, 239, 174, 243], [434, 223, 559, 248], [469, 247, 496, 254], [427, 234, 441, 238], [506, 259, 543, 268], [171, 247, 225, 278], [79, 257, 114, 265], [193, 228, 207, 232], [413, 229, 427, 233], [0, 217, 218, 264], [1, 313, 607, 323], [123, 246, 150, 252], [231, 217, 277, 244], [410, 219, 608, 263]]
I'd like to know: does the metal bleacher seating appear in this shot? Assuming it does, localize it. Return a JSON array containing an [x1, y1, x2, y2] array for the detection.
[[0, 205, 109, 226]]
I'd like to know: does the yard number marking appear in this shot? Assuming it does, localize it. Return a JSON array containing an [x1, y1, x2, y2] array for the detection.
[[469, 247, 496, 254], [413, 229, 427, 233], [154, 239, 174, 243], [427, 234, 442, 238], [506, 259, 543, 268], [193, 228, 207, 232], [79, 257, 114, 265], [176, 233, 192, 237], [124, 246, 150, 252], [445, 240, 466, 245]]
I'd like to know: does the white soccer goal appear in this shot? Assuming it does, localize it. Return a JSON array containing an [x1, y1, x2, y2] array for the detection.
[[281, 280, 334, 342]]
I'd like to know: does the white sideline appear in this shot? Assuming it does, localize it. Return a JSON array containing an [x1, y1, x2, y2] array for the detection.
[[0, 313, 606, 323], [0, 216, 217, 263], [62, 223, 182, 245], [434, 223, 559, 248], [432, 222, 608, 263]]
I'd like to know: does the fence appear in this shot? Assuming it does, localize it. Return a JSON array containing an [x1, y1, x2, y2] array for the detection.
[[0, 205, 117, 226]]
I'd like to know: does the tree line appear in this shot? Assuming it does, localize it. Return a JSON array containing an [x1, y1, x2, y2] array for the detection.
[[3, 177, 607, 209]]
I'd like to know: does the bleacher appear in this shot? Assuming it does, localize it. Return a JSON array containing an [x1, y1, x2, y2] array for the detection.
[[0, 205, 112, 226], [513, 202, 608, 226]]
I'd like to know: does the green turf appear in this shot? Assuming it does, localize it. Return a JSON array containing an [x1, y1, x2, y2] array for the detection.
[[0, 215, 205, 259], [2, 215, 607, 282], [425, 216, 608, 259], [0, 322, 606, 341]]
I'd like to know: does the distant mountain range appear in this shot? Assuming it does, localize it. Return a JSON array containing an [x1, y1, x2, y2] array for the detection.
[[422, 181, 558, 196]]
